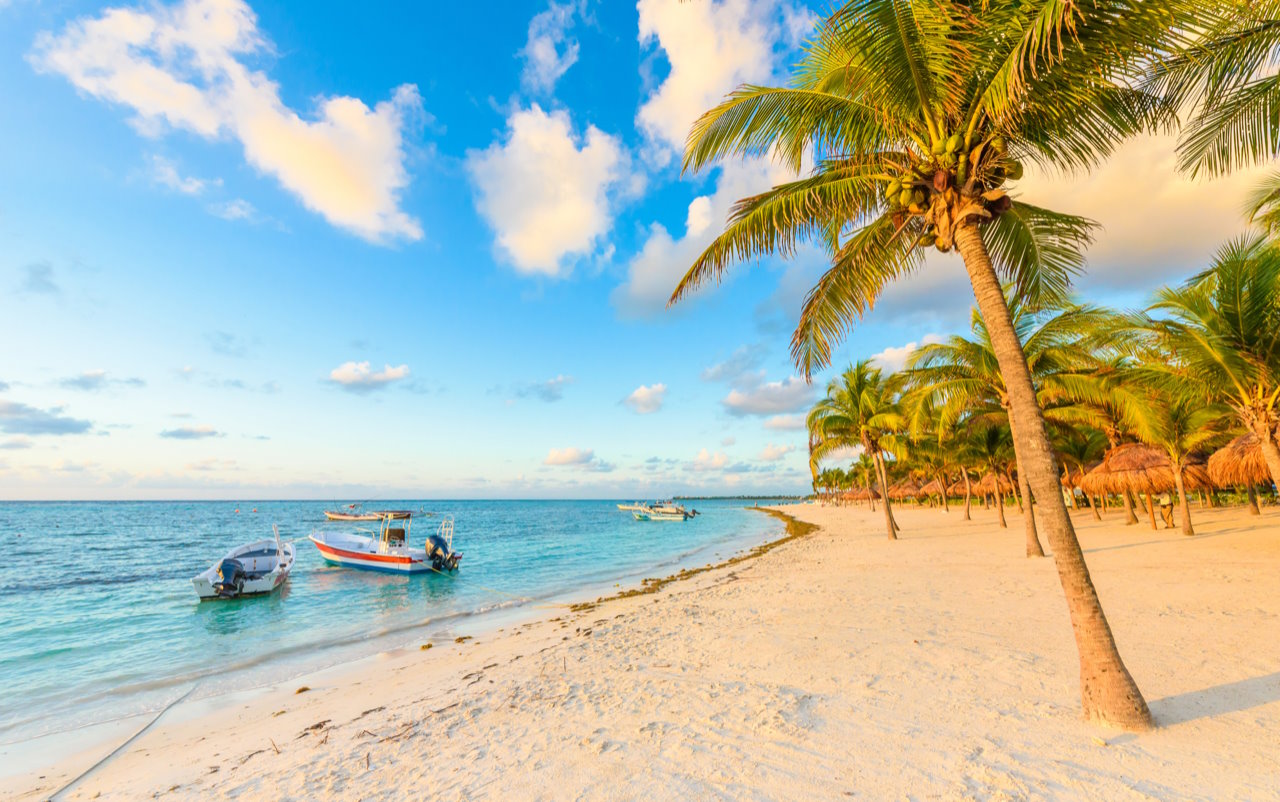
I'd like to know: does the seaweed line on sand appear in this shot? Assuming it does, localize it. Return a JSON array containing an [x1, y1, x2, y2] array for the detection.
[[568, 508, 819, 613]]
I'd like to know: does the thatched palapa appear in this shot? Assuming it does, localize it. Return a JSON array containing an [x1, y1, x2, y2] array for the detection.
[[973, 473, 1014, 495], [1207, 434, 1271, 488], [1079, 443, 1212, 496]]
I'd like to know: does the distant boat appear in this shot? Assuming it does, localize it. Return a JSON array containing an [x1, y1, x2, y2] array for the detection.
[[323, 503, 381, 522], [192, 525, 295, 600], [309, 511, 461, 574], [616, 502, 648, 511], [631, 501, 697, 521]]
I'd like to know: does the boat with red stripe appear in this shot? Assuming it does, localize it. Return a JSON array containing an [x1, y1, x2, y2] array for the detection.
[[309, 511, 461, 575]]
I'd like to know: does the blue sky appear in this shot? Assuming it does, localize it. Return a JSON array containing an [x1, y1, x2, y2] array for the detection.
[[0, 0, 1268, 499]]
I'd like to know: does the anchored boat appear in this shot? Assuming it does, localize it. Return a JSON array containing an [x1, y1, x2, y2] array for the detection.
[[323, 503, 381, 521], [309, 511, 461, 574], [631, 501, 697, 521], [192, 525, 295, 600]]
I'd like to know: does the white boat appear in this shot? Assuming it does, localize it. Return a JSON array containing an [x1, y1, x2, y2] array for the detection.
[[324, 503, 381, 521], [309, 512, 461, 574], [634, 509, 689, 521], [192, 525, 295, 600], [616, 502, 648, 512]]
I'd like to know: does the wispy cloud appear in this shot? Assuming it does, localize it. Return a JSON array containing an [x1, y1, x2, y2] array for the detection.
[[327, 361, 410, 392], [520, 0, 582, 93], [159, 425, 220, 440], [762, 414, 806, 431], [511, 374, 574, 402], [758, 443, 795, 461], [149, 154, 217, 195], [59, 369, 146, 391], [206, 331, 256, 358], [0, 437, 34, 450], [208, 198, 256, 222], [0, 400, 92, 435], [19, 262, 60, 295], [870, 335, 943, 373]]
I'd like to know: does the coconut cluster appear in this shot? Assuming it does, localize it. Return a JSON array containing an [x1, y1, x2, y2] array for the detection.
[[881, 133, 1023, 251]]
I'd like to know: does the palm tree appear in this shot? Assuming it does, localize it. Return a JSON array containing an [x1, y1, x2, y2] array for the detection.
[[902, 293, 1107, 557], [960, 420, 1015, 529], [1146, 236, 1280, 492], [667, 1, 1192, 729], [1115, 384, 1231, 537], [808, 361, 904, 539]]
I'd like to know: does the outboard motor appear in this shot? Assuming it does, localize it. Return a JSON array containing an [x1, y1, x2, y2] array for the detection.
[[213, 558, 246, 598], [426, 534, 461, 572]]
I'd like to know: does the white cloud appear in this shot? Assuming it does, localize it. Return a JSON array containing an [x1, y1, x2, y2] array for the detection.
[[720, 435, 736, 446], [31, 0, 424, 243], [1018, 133, 1273, 289], [467, 105, 630, 276], [701, 343, 767, 384], [327, 361, 409, 392], [613, 158, 794, 316], [150, 154, 215, 194], [758, 443, 795, 461], [722, 375, 814, 416], [209, 198, 255, 221], [520, 1, 581, 93], [870, 334, 943, 373], [544, 446, 614, 472], [762, 413, 806, 431], [687, 448, 729, 472], [623, 383, 667, 414], [636, 0, 795, 162]]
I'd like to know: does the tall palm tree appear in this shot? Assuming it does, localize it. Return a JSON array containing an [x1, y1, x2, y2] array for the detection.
[[808, 361, 904, 539], [1146, 236, 1280, 492], [667, 1, 1195, 729], [902, 293, 1107, 557]]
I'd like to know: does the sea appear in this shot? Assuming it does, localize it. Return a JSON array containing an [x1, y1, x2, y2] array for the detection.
[[0, 499, 788, 749]]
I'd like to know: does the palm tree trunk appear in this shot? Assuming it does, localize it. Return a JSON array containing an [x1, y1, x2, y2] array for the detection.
[[1144, 493, 1158, 530], [1247, 485, 1260, 515], [963, 470, 972, 521], [994, 485, 1007, 528], [872, 453, 896, 540], [1009, 469, 1024, 511], [1173, 468, 1194, 536], [1006, 413, 1045, 557], [955, 222, 1151, 730], [1081, 468, 1101, 521], [939, 471, 950, 512], [1120, 488, 1138, 525]]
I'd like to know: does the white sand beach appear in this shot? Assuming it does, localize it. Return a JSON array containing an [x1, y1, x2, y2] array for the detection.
[[8, 503, 1279, 801]]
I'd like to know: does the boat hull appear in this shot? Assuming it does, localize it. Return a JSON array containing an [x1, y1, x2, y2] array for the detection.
[[324, 511, 381, 521], [192, 540, 294, 600], [309, 533, 432, 574]]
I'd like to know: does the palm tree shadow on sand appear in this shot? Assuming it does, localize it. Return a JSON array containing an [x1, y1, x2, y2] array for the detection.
[[1147, 672, 1280, 727]]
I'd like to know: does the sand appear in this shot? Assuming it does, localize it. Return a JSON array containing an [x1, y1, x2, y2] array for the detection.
[[6, 502, 1279, 801]]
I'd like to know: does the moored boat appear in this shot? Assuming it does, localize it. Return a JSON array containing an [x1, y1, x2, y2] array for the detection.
[[192, 525, 295, 600], [309, 511, 461, 574], [323, 503, 381, 521]]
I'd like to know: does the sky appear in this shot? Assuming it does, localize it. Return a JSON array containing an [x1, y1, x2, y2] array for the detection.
[[0, 0, 1270, 500]]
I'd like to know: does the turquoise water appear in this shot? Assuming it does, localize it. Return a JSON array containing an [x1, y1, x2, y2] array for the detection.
[[0, 499, 785, 744]]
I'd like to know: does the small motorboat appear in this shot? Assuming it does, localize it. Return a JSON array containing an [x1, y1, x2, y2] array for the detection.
[[192, 525, 295, 600], [616, 502, 648, 511], [632, 501, 697, 521], [323, 503, 381, 521], [309, 512, 461, 574]]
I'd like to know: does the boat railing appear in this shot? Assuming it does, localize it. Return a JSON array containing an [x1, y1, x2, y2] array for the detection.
[[438, 516, 454, 550]]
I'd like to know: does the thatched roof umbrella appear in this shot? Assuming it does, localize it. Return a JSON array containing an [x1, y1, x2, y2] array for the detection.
[[1079, 443, 1211, 496], [946, 478, 968, 496], [846, 486, 880, 501], [973, 473, 1014, 495], [919, 478, 946, 497], [1207, 434, 1270, 487], [887, 479, 921, 501]]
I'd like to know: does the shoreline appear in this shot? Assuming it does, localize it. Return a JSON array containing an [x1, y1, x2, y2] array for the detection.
[[2, 506, 805, 799], [7, 502, 1278, 800]]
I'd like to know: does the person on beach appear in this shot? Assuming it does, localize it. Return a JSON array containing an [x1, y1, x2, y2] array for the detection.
[[1159, 493, 1175, 528]]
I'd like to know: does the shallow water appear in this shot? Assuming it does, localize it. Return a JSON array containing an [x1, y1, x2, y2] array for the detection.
[[0, 499, 785, 743]]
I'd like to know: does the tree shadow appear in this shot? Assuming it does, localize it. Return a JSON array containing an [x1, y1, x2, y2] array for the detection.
[[1149, 672, 1280, 727]]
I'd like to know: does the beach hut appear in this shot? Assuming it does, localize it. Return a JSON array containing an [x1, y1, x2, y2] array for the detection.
[[888, 479, 923, 502], [1207, 434, 1271, 515], [1079, 443, 1211, 529]]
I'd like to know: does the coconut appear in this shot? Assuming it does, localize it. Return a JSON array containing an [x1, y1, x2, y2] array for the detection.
[[1005, 160, 1024, 181], [945, 133, 962, 153], [898, 188, 914, 207], [991, 136, 1007, 155]]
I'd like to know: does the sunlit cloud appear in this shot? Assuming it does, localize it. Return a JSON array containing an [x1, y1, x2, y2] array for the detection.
[[327, 361, 410, 392], [543, 446, 614, 472], [623, 383, 666, 414], [159, 424, 220, 439], [30, 0, 424, 243], [0, 400, 92, 436], [520, 0, 582, 93]]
